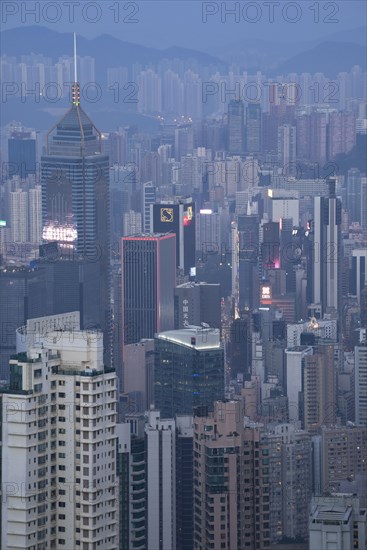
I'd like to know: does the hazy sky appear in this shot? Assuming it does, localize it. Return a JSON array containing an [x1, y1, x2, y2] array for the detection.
[[1, 1, 366, 50]]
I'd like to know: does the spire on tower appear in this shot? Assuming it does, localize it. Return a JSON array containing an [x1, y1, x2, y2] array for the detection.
[[71, 32, 80, 106], [73, 32, 78, 83]]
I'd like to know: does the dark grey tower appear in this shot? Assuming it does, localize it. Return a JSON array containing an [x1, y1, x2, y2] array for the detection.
[[41, 36, 111, 364]]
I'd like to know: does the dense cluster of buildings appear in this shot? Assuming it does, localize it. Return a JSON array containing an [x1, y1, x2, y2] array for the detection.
[[0, 40, 366, 549]]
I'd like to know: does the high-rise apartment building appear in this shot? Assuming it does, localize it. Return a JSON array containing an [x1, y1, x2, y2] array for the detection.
[[355, 337, 367, 425], [315, 424, 367, 495], [277, 124, 296, 173], [0, 314, 118, 549], [154, 326, 224, 418], [9, 189, 28, 242], [304, 343, 336, 431], [193, 401, 271, 550], [122, 233, 176, 352], [246, 103, 262, 153]]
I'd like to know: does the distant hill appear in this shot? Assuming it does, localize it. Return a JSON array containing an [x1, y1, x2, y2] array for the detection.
[[275, 41, 366, 77], [0, 26, 226, 74]]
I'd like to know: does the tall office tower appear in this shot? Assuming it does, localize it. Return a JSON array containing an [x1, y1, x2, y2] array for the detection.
[[355, 337, 367, 425], [176, 415, 194, 550], [0, 315, 118, 550], [174, 124, 194, 160], [142, 181, 156, 232], [123, 339, 154, 413], [9, 189, 28, 242], [154, 326, 224, 418], [174, 282, 221, 330], [122, 210, 142, 236], [0, 265, 48, 381], [347, 168, 362, 224], [193, 401, 270, 550], [261, 221, 280, 272], [279, 217, 299, 294], [145, 409, 176, 550], [8, 129, 37, 178], [328, 111, 356, 159], [312, 178, 342, 317], [109, 164, 132, 244], [41, 60, 111, 363], [303, 343, 336, 432], [309, 494, 367, 550], [277, 124, 296, 173], [285, 345, 313, 422], [227, 99, 245, 155], [28, 185, 42, 244], [316, 424, 367, 494], [122, 233, 176, 352], [150, 198, 196, 274], [246, 103, 262, 153], [227, 313, 252, 380], [237, 212, 260, 311], [195, 208, 221, 254]]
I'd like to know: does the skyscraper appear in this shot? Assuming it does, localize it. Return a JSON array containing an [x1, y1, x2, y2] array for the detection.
[[174, 282, 221, 330], [8, 129, 37, 179], [41, 38, 111, 363], [122, 233, 176, 352], [228, 99, 245, 155], [150, 198, 195, 274], [246, 103, 262, 153], [312, 178, 342, 317], [154, 326, 224, 418]]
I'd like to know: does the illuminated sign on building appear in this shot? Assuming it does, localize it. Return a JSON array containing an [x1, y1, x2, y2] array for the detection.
[[160, 208, 174, 222], [261, 285, 272, 301]]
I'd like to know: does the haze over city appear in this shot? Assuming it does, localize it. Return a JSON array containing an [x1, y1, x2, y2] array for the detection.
[[0, 1, 366, 549]]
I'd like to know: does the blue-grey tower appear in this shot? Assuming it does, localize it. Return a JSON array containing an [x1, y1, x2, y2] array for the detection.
[[41, 34, 111, 364]]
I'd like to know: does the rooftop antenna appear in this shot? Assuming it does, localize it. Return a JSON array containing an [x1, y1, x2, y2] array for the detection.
[[71, 32, 80, 106], [73, 32, 78, 83]]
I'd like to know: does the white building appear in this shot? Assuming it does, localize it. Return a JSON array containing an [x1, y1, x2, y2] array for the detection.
[[355, 331, 367, 426], [285, 346, 313, 422], [145, 409, 176, 550], [10, 189, 28, 242], [123, 210, 142, 236], [309, 494, 367, 550], [0, 314, 118, 550], [28, 185, 42, 244]]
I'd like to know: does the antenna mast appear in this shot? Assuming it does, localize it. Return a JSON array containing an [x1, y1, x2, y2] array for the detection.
[[73, 32, 78, 83]]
